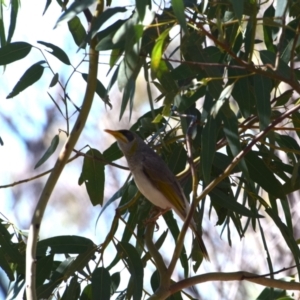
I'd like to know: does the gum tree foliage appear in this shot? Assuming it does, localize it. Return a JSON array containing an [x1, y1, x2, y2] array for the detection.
[[1, 0, 300, 299]]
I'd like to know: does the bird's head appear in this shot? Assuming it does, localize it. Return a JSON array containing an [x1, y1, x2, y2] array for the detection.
[[104, 129, 138, 157]]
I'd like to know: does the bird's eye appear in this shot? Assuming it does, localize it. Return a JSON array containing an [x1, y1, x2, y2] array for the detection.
[[119, 130, 135, 142]]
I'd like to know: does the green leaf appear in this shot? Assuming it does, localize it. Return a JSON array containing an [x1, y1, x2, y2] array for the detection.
[[92, 267, 111, 300], [37, 257, 75, 299], [253, 74, 272, 130], [136, 0, 147, 20], [245, 150, 284, 198], [119, 77, 135, 120], [163, 211, 189, 277], [43, 0, 52, 15], [230, 71, 255, 118], [80, 284, 92, 300], [171, 0, 187, 34], [0, 3, 6, 48], [201, 114, 218, 184], [49, 73, 59, 88], [68, 16, 86, 48], [0, 248, 14, 281], [103, 140, 123, 162], [230, 0, 243, 21], [54, 0, 96, 28], [0, 42, 32, 65], [7, 0, 19, 44], [62, 276, 81, 300], [274, 89, 293, 107], [37, 236, 95, 256], [260, 50, 293, 81], [210, 188, 262, 218], [151, 28, 171, 74], [262, 4, 277, 53], [110, 272, 120, 295], [292, 111, 300, 140], [36, 255, 54, 287], [6, 61, 45, 98], [117, 242, 143, 300], [82, 73, 111, 108], [116, 13, 144, 91], [86, 7, 127, 43], [95, 20, 126, 51], [34, 134, 59, 169], [220, 102, 249, 180], [78, 148, 105, 206], [38, 41, 71, 65]]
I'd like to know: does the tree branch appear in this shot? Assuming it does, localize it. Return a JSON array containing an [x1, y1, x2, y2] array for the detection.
[[25, 4, 102, 298], [170, 271, 300, 294]]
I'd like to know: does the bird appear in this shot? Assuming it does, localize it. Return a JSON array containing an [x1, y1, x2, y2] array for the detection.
[[105, 129, 209, 261]]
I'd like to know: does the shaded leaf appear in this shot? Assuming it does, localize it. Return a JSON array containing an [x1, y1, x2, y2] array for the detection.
[[163, 211, 189, 277], [38, 41, 71, 65], [34, 134, 59, 169], [37, 236, 95, 256], [210, 188, 262, 218], [82, 73, 111, 108], [43, 0, 52, 15], [36, 255, 54, 287], [78, 148, 105, 206], [110, 272, 120, 295], [245, 150, 284, 198], [0, 42, 32, 65], [62, 276, 81, 300], [86, 7, 127, 43], [260, 50, 293, 81], [80, 284, 92, 300], [6, 61, 45, 98], [92, 267, 111, 300], [117, 242, 143, 300], [220, 102, 249, 180], [49, 73, 59, 88], [7, 0, 19, 44], [201, 113, 218, 184], [253, 74, 272, 130], [230, 0, 243, 21], [55, 0, 96, 28]]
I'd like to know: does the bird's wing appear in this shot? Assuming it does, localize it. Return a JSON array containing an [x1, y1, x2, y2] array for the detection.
[[142, 163, 186, 217]]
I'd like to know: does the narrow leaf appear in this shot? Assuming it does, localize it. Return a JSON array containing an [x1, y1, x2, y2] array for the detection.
[[7, 61, 45, 98], [54, 0, 96, 28], [38, 41, 71, 65], [117, 242, 143, 300], [7, 0, 19, 44], [253, 74, 272, 130], [151, 28, 171, 74], [171, 0, 187, 34], [34, 135, 59, 169], [82, 73, 111, 108], [0, 42, 32, 65], [49, 73, 59, 88]]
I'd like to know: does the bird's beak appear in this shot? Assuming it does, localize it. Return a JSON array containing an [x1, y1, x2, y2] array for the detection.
[[104, 129, 128, 143]]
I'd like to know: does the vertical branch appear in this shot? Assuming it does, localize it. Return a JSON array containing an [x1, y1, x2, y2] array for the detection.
[[25, 4, 103, 299], [167, 113, 198, 277]]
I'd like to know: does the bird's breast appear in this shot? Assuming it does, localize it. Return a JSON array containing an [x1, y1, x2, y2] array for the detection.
[[132, 170, 170, 210]]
